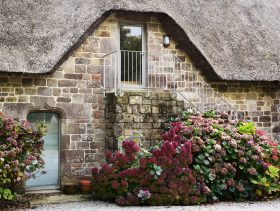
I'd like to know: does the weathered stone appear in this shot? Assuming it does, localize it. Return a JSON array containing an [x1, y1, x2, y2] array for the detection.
[[72, 94, 84, 103], [75, 65, 86, 73], [100, 38, 116, 53], [85, 150, 97, 162], [79, 88, 92, 94], [246, 94, 257, 100], [61, 135, 71, 150], [58, 80, 77, 87], [62, 150, 84, 163], [272, 114, 279, 122], [257, 101, 265, 106], [93, 110, 104, 119], [87, 65, 102, 74], [76, 142, 89, 150], [70, 88, 78, 93], [71, 135, 81, 142], [15, 88, 24, 95], [53, 88, 61, 96], [252, 116, 259, 122], [86, 81, 100, 88], [18, 96, 28, 102], [230, 94, 244, 100], [0, 77, 9, 83], [263, 123, 271, 127], [22, 78, 33, 86], [34, 78, 46, 86], [30, 96, 56, 107], [119, 113, 133, 123], [152, 106, 159, 113], [92, 132, 105, 142], [47, 79, 58, 87], [64, 73, 83, 80], [134, 114, 144, 122], [117, 96, 128, 104], [38, 87, 52, 96], [0, 93, 8, 96], [84, 94, 97, 103], [62, 88, 69, 93], [57, 97, 71, 103], [129, 96, 142, 104], [56, 103, 91, 119], [81, 135, 93, 142], [140, 105, 151, 113], [259, 116, 271, 122], [6, 97, 17, 102], [273, 126, 280, 133], [75, 58, 90, 64], [82, 43, 100, 52], [25, 88, 37, 95], [66, 123, 86, 134], [2, 103, 32, 120], [90, 142, 104, 151]]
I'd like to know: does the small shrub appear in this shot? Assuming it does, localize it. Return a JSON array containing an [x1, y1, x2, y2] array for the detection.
[[92, 138, 202, 206], [0, 117, 46, 200]]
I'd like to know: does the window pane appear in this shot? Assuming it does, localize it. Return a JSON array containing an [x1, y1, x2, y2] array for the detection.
[[120, 25, 143, 85], [120, 26, 142, 51]]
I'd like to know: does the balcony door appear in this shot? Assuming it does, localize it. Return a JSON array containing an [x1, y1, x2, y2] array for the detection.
[[120, 24, 145, 87]]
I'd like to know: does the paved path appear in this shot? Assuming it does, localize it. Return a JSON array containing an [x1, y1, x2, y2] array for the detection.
[[23, 199, 280, 211]]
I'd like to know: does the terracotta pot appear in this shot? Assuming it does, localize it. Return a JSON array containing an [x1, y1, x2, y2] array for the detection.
[[79, 180, 92, 194], [63, 183, 78, 194]]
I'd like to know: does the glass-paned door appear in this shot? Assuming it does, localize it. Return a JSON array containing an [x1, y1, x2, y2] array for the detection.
[[26, 112, 60, 190], [120, 25, 144, 87]]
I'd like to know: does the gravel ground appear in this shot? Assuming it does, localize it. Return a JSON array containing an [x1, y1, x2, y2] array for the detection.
[[23, 199, 280, 211]]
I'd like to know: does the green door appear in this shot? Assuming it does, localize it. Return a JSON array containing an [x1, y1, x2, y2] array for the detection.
[[26, 112, 60, 190]]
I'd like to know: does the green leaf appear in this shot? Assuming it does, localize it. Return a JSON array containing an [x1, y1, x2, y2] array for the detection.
[[3, 189, 11, 194], [237, 122, 255, 135], [250, 179, 259, 184], [231, 154, 237, 159], [268, 165, 279, 178], [203, 160, 210, 165]]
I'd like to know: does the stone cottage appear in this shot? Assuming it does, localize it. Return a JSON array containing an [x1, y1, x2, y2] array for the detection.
[[0, 0, 279, 190]]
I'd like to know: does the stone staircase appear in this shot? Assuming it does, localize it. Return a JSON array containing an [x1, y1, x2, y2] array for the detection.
[[102, 50, 244, 121]]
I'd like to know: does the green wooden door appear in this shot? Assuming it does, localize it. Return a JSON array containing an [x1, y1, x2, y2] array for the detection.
[[26, 112, 60, 190]]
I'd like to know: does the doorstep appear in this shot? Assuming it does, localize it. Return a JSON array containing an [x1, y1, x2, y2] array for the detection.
[[29, 193, 91, 205]]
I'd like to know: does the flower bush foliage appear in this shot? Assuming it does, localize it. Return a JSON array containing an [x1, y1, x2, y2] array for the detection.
[[0, 117, 46, 200], [92, 111, 280, 205]]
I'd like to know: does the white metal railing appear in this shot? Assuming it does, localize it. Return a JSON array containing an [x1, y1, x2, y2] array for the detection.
[[102, 50, 244, 120]]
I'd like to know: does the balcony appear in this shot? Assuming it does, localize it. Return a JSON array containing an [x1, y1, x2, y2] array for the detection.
[[102, 50, 244, 120]]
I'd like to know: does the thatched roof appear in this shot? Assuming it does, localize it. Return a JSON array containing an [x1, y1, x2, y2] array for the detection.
[[1, 0, 280, 81]]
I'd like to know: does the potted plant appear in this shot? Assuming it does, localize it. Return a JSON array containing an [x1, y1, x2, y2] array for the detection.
[[79, 179, 92, 194], [63, 183, 78, 194]]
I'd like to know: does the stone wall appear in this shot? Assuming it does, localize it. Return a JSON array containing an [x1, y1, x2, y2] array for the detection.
[[105, 91, 184, 149], [0, 12, 279, 188], [210, 81, 280, 141], [0, 71, 106, 184]]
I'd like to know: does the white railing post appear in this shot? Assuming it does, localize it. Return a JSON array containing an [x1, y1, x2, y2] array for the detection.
[[103, 57, 106, 96]]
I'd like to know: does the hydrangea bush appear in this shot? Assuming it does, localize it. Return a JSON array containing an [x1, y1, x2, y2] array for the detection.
[[92, 139, 202, 205], [92, 111, 280, 205], [166, 112, 279, 201], [0, 117, 46, 200]]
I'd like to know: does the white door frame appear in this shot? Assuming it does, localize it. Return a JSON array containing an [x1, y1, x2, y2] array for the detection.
[[118, 23, 146, 89]]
